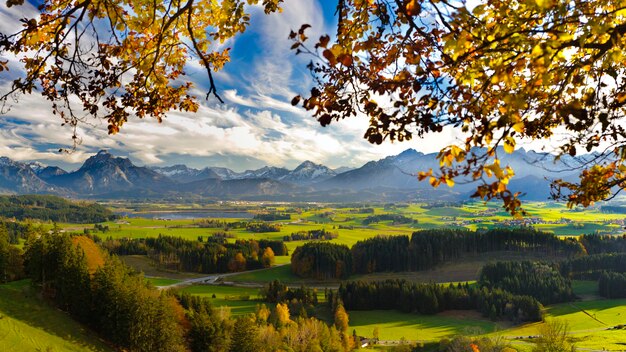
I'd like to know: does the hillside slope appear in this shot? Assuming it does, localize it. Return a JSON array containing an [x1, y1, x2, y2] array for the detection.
[[0, 280, 112, 352]]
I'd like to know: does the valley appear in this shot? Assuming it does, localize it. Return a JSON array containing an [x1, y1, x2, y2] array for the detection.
[[2, 197, 626, 351]]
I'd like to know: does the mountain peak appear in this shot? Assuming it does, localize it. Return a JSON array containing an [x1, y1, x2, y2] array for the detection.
[[396, 148, 421, 158], [0, 156, 13, 166], [295, 160, 319, 170]]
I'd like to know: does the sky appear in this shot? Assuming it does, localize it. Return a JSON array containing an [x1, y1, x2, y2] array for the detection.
[[0, 0, 569, 173], [0, 0, 473, 172]]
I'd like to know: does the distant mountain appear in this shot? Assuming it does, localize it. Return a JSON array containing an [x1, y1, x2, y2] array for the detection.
[[236, 166, 290, 180], [47, 150, 174, 195], [280, 161, 336, 184], [207, 167, 239, 179], [180, 177, 303, 197], [318, 148, 582, 200], [36, 166, 68, 180], [0, 157, 65, 194], [0, 148, 592, 202], [333, 166, 354, 174], [319, 149, 438, 191], [151, 164, 221, 183]]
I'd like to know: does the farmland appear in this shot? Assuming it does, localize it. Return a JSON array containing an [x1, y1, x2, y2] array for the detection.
[[11, 200, 626, 351]]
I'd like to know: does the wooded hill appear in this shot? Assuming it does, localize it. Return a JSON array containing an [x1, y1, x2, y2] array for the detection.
[[0, 195, 115, 223]]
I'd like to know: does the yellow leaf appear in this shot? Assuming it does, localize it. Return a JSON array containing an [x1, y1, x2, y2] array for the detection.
[[503, 136, 515, 154], [513, 122, 525, 133], [445, 178, 455, 187]]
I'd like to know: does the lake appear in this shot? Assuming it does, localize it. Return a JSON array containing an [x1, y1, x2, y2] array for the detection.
[[117, 211, 254, 220]]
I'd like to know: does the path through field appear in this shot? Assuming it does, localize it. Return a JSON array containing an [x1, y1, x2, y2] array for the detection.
[[158, 264, 289, 288]]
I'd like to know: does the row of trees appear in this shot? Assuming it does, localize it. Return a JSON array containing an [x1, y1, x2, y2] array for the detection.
[[578, 234, 626, 254], [334, 280, 543, 322], [560, 253, 626, 279], [0, 195, 116, 223], [598, 272, 626, 299], [362, 214, 417, 225], [194, 219, 247, 230], [246, 223, 281, 233], [284, 229, 338, 242], [103, 235, 282, 273], [292, 228, 584, 279], [253, 213, 291, 221], [291, 242, 352, 279], [479, 261, 574, 305]]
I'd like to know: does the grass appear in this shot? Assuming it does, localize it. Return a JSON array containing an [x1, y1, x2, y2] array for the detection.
[[348, 310, 501, 341], [228, 264, 297, 283], [178, 285, 262, 315], [0, 280, 113, 352], [498, 298, 626, 351], [572, 280, 599, 298], [119, 255, 206, 280], [145, 277, 182, 286], [49, 201, 626, 253]]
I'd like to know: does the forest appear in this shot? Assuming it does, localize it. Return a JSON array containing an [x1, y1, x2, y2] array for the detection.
[[102, 235, 285, 273], [0, 195, 116, 223], [292, 228, 586, 279], [10, 229, 356, 352]]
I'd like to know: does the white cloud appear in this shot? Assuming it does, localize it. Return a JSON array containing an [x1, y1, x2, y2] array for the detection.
[[0, 0, 463, 172]]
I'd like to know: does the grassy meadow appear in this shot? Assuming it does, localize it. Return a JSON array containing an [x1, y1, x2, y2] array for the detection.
[[0, 280, 113, 352], [30, 201, 626, 350]]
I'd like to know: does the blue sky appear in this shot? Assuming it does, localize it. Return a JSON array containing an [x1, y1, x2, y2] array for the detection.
[[0, 0, 465, 171]]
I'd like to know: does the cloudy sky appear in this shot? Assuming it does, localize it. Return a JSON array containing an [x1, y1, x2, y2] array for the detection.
[[0, 0, 470, 171]]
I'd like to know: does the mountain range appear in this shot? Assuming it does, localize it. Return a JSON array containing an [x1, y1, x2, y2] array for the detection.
[[0, 148, 587, 202]]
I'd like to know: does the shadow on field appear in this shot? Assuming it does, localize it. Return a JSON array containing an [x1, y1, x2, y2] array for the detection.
[[0, 280, 111, 351]]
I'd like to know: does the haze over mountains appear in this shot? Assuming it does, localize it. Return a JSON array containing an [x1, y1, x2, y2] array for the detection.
[[0, 149, 587, 202]]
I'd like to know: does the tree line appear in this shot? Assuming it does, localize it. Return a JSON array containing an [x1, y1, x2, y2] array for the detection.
[[253, 213, 291, 221], [560, 253, 626, 279], [291, 242, 352, 279], [284, 228, 338, 242], [479, 261, 574, 305], [102, 235, 284, 273], [292, 228, 584, 279], [579, 234, 626, 254], [245, 222, 281, 233], [334, 279, 543, 322], [362, 214, 417, 225], [0, 195, 116, 223], [598, 272, 626, 298]]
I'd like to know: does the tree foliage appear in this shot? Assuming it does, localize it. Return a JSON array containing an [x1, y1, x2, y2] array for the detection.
[[337, 279, 543, 322], [290, 0, 626, 213], [4, 0, 626, 211], [0, 195, 115, 223], [0, 0, 282, 138]]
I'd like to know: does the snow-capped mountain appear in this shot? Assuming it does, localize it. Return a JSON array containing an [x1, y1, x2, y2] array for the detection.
[[280, 161, 336, 184], [0, 148, 590, 201], [47, 150, 174, 195]]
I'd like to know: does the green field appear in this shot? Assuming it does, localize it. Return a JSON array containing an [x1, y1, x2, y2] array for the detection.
[[37, 201, 626, 350], [58, 201, 626, 250], [494, 298, 626, 351], [227, 264, 297, 283], [349, 310, 500, 341], [0, 280, 113, 352], [179, 285, 263, 315], [145, 277, 182, 286]]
